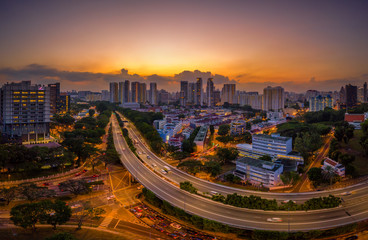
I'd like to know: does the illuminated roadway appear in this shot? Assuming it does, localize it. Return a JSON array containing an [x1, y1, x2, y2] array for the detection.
[[112, 113, 368, 231]]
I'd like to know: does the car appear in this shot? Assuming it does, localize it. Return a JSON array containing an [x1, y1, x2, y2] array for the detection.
[[123, 148, 126, 151], [107, 195, 115, 200], [137, 186, 141, 190], [282, 200, 296, 204], [75, 172, 82, 176], [42, 182, 50, 186], [92, 174, 99, 178], [152, 163, 157, 167], [341, 191, 352, 196], [267, 217, 283, 222], [210, 191, 218, 196], [147, 155, 150, 159], [82, 169, 87, 173], [134, 207, 142, 212], [161, 169, 167, 175], [70, 203, 82, 209]]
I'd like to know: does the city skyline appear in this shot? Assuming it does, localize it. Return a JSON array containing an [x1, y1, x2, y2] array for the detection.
[[1, 1, 368, 92]]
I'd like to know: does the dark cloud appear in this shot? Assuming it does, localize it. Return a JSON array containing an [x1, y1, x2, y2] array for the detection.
[[0, 64, 367, 93]]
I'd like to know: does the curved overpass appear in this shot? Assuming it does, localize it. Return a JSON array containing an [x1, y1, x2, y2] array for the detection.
[[112, 114, 368, 231]]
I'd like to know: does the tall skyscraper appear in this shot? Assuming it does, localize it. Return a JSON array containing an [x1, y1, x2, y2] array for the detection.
[[149, 82, 157, 105], [123, 80, 130, 103], [262, 86, 285, 111], [188, 83, 196, 104], [214, 90, 221, 106], [0, 81, 51, 143], [109, 82, 119, 103], [139, 83, 147, 103], [221, 84, 236, 104], [48, 82, 60, 116], [118, 82, 124, 103], [131, 82, 139, 103], [195, 78, 203, 106], [206, 78, 214, 107], [180, 81, 188, 104], [345, 84, 357, 108]]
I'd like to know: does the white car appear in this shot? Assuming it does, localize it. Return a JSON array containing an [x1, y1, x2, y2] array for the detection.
[[70, 203, 82, 209], [267, 217, 283, 223], [107, 195, 115, 200], [282, 200, 296, 204], [152, 163, 157, 167], [210, 191, 219, 196], [161, 169, 167, 175], [341, 191, 351, 196]]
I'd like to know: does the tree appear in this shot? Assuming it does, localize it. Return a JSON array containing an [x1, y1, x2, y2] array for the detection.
[[88, 154, 102, 173], [323, 166, 336, 185], [180, 181, 197, 194], [204, 161, 221, 177], [40, 200, 72, 230], [216, 147, 239, 164], [0, 186, 18, 205], [75, 201, 105, 230], [10, 202, 45, 231], [88, 109, 95, 117], [45, 232, 77, 240], [280, 171, 300, 187], [338, 154, 355, 166], [216, 135, 233, 145], [218, 124, 230, 136], [294, 132, 322, 163], [18, 183, 55, 202], [225, 174, 241, 184], [308, 167, 323, 182], [58, 179, 91, 196]]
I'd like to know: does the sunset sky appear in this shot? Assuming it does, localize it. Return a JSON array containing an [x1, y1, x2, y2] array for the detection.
[[1, 0, 368, 92]]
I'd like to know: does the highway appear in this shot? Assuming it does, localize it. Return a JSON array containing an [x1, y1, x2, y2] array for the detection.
[[112, 113, 368, 231]]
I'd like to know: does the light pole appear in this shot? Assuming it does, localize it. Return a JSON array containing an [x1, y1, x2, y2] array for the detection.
[[288, 206, 290, 233]]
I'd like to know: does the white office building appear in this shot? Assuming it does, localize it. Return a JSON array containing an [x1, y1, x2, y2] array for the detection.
[[237, 134, 303, 164], [234, 157, 284, 187]]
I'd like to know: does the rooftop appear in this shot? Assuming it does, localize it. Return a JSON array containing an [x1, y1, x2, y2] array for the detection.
[[237, 156, 282, 172], [253, 133, 291, 142]]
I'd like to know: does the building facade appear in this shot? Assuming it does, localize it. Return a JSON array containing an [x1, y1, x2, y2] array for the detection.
[[206, 78, 214, 107], [262, 86, 284, 111], [0, 81, 51, 143], [234, 157, 284, 187], [109, 82, 119, 103], [309, 95, 333, 112], [221, 84, 236, 104], [149, 82, 157, 105]]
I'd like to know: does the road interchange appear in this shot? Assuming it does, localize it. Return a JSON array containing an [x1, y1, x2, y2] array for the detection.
[[112, 113, 368, 231]]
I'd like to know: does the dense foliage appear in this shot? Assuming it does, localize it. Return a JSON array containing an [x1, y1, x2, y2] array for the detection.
[[212, 193, 341, 211], [118, 108, 163, 154], [177, 160, 221, 177], [142, 188, 351, 239], [10, 200, 71, 231], [180, 181, 198, 194]]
